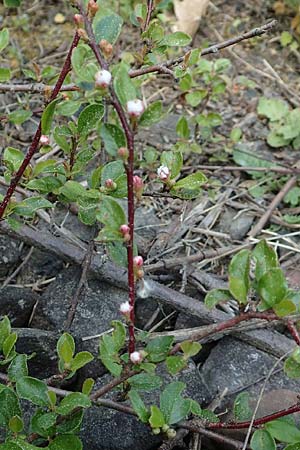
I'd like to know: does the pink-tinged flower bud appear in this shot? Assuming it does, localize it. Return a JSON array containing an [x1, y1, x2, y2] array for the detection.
[[99, 39, 113, 59], [126, 99, 145, 118], [105, 178, 116, 190], [77, 28, 89, 41], [130, 351, 143, 364], [88, 0, 99, 16], [136, 269, 144, 280], [95, 69, 112, 89], [118, 147, 129, 160], [133, 255, 143, 267], [74, 14, 84, 27], [120, 224, 130, 235], [157, 165, 170, 181], [119, 301, 133, 316], [39, 135, 50, 146], [133, 175, 144, 200]]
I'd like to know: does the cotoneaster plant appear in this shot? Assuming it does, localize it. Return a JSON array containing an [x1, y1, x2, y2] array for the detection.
[[1, 1, 298, 449]]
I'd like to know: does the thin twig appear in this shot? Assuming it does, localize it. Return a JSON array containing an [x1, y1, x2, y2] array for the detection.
[[249, 176, 298, 237], [129, 20, 277, 78], [64, 240, 94, 331], [0, 83, 79, 93]]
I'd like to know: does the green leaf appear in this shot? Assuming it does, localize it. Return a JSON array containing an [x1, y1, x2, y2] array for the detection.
[[257, 97, 289, 122], [9, 415, 23, 433], [0, 28, 9, 52], [277, 109, 300, 140], [128, 390, 149, 423], [128, 373, 162, 391], [185, 90, 207, 107], [149, 405, 165, 428], [250, 429, 276, 450], [0, 68, 11, 82], [160, 151, 183, 179], [267, 131, 290, 148], [273, 298, 297, 317], [233, 148, 277, 177], [82, 378, 95, 396], [139, 101, 163, 127], [265, 417, 300, 443], [146, 336, 174, 363], [4, 147, 24, 172], [284, 348, 300, 378], [3, 332, 17, 358], [16, 376, 49, 406], [101, 160, 125, 185], [113, 63, 136, 105], [190, 399, 202, 416], [257, 268, 287, 309], [14, 197, 53, 218], [0, 388, 22, 426], [163, 32, 192, 46], [70, 352, 94, 372], [229, 249, 251, 304], [253, 240, 278, 282], [8, 109, 32, 125], [57, 333, 75, 365], [96, 196, 126, 229], [0, 316, 11, 352], [4, 0, 22, 6], [48, 434, 82, 450], [234, 392, 252, 421], [166, 356, 186, 375], [56, 393, 91, 415], [26, 176, 63, 194], [285, 444, 300, 450], [41, 99, 59, 135], [180, 341, 201, 359], [176, 116, 190, 139], [8, 355, 28, 382], [281, 31, 293, 47], [204, 289, 232, 309], [56, 100, 82, 116], [284, 187, 300, 207], [171, 171, 207, 199], [59, 181, 87, 202], [100, 124, 126, 156], [230, 127, 242, 142], [94, 13, 123, 44], [78, 104, 104, 135], [160, 382, 190, 425]]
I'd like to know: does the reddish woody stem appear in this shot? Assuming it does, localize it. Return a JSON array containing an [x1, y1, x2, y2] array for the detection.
[[287, 319, 300, 346], [207, 402, 300, 430], [0, 32, 80, 220], [80, 4, 136, 353], [142, 0, 154, 32], [170, 311, 278, 355]]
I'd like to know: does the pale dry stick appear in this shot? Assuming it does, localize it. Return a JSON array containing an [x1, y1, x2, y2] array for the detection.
[[242, 350, 292, 450], [1, 246, 34, 289], [188, 165, 300, 175], [0, 83, 79, 93], [249, 176, 298, 238], [212, 27, 300, 107]]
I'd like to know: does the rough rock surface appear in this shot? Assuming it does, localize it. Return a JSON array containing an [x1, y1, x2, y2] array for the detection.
[[0, 287, 37, 326], [0, 235, 20, 277]]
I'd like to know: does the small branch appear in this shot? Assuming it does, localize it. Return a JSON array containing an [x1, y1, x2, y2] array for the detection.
[[180, 424, 248, 450], [90, 369, 138, 401], [80, 1, 136, 353], [142, 0, 154, 33], [185, 164, 300, 175], [249, 176, 298, 238], [170, 311, 278, 355], [129, 20, 277, 78], [64, 240, 94, 331], [0, 32, 80, 220], [287, 319, 300, 346], [0, 83, 78, 93], [207, 402, 300, 430]]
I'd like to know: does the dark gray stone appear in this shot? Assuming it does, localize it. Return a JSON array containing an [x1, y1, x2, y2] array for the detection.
[[0, 287, 37, 327], [0, 235, 20, 276], [15, 328, 59, 378], [33, 267, 128, 337], [200, 337, 300, 411]]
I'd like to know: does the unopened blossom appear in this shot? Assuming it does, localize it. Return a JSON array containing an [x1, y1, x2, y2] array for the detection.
[[130, 351, 143, 364], [95, 70, 112, 89], [120, 224, 130, 235], [88, 0, 99, 15], [100, 39, 113, 59], [39, 135, 50, 146], [119, 301, 133, 316], [157, 165, 170, 181], [73, 14, 84, 27], [118, 147, 129, 160], [133, 175, 144, 200], [126, 99, 145, 118], [104, 178, 116, 190], [133, 255, 143, 267]]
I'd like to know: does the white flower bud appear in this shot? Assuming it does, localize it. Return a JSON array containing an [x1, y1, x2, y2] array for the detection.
[[95, 70, 112, 88], [157, 165, 170, 181], [126, 99, 145, 118], [39, 135, 50, 146], [119, 301, 132, 315], [130, 351, 143, 364]]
